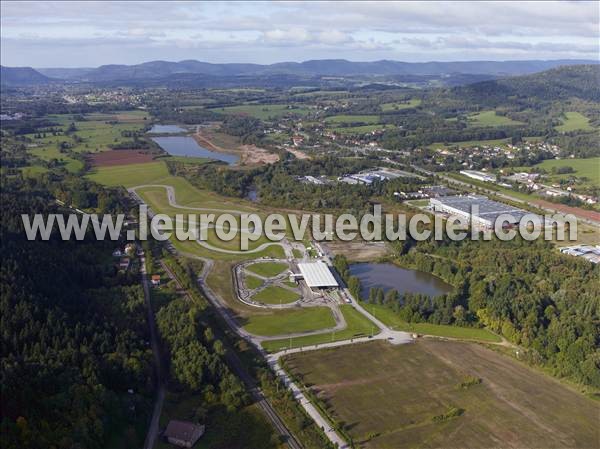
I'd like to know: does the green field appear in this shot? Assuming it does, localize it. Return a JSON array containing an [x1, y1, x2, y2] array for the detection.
[[252, 285, 300, 305], [246, 261, 289, 277], [245, 275, 264, 290], [529, 157, 600, 186], [467, 110, 524, 127], [381, 99, 421, 111], [428, 137, 511, 150], [24, 110, 148, 173], [244, 307, 336, 336], [261, 304, 377, 352], [20, 165, 50, 177], [324, 114, 380, 124], [366, 303, 501, 342], [27, 111, 148, 156], [157, 155, 212, 165], [212, 104, 310, 120], [555, 112, 594, 132], [87, 161, 170, 187], [283, 340, 599, 449], [29, 146, 84, 172], [330, 124, 395, 135]]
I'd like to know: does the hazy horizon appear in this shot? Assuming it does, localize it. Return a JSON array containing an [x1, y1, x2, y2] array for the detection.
[[1, 1, 598, 68], [1, 57, 590, 70]]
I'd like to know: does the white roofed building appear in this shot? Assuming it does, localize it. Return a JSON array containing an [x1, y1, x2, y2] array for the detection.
[[296, 261, 339, 289]]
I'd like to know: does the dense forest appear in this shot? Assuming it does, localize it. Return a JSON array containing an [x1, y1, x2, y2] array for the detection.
[[0, 177, 153, 448], [169, 156, 428, 212]]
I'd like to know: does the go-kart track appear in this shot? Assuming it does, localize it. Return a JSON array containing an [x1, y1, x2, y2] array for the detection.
[[129, 182, 414, 449]]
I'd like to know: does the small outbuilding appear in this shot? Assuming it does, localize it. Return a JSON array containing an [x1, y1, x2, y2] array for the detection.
[[163, 420, 205, 448], [151, 275, 161, 286]]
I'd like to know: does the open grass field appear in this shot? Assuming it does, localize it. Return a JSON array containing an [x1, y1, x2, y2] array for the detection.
[[29, 146, 84, 172], [252, 285, 300, 305], [87, 161, 170, 187], [331, 124, 395, 135], [283, 340, 599, 449], [245, 275, 264, 290], [20, 165, 49, 177], [366, 303, 502, 342], [381, 99, 421, 111], [157, 155, 212, 165], [244, 306, 335, 336], [25, 110, 149, 173], [87, 150, 155, 166], [555, 112, 594, 132], [530, 157, 600, 186], [467, 111, 525, 127], [261, 304, 377, 352], [428, 137, 511, 150], [324, 115, 380, 124], [212, 104, 310, 120], [246, 261, 289, 277], [27, 111, 149, 155]]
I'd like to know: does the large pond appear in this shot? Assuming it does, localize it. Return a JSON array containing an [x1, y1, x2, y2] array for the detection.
[[151, 136, 239, 165], [349, 263, 453, 298], [147, 124, 187, 134]]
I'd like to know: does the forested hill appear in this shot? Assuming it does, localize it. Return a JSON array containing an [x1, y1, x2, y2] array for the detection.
[[0, 177, 153, 448], [451, 64, 600, 104], [0, 66, 51, 86]]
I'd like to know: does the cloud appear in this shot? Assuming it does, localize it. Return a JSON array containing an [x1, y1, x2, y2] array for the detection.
[[1, 1, 598, 66]]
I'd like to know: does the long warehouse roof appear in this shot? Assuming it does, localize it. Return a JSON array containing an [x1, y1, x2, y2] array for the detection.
[[297, 261, 339, 288]]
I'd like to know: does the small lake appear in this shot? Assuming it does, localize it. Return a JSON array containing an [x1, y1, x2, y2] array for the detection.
[[147, 124, 187, 134], [349, 263, 452, 299], [151, 136, 239, 165]]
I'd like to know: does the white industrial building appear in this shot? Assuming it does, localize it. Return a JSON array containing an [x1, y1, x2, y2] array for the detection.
[[559, 245, 600, 264], [293, 261, 339, 289], [460, 170, 497, 182], [430, 195, 528, 229]]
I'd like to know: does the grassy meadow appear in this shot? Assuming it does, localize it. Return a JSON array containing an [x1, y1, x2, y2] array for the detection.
[[555, 112, 594, 132], [283, 340, 599, 449]]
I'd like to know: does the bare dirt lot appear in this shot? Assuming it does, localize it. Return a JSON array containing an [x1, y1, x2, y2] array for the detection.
[[87, 150, 155, 167], [533, 198, 600, 223], [283, 340, 599, 449], [287, 148, 311, 160], [194, 126, 278, 166], [325, 240, 390, 262], [240, 144, 279, 165]]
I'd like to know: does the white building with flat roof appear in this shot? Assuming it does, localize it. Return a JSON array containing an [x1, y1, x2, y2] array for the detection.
[[460, 170, 497, 182], [296, 261, 339, 288], [430, 195, 528, 229]]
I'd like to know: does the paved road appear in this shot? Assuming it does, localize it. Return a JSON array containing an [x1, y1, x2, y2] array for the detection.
[[186, 258, 303, 449], [131, 188, 413, 449], [129, 184, 247, 215], [140, 255, 166, 449], [129, 184, 288, 255]]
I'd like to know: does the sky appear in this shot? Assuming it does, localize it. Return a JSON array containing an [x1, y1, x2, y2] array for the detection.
[[1, 1, 598, 68]]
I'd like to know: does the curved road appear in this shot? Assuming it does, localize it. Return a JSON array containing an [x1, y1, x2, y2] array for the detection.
[[131, 186, 414, 449]]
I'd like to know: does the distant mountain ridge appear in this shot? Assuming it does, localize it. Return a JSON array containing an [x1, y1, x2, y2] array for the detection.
[[2, 58, 598, 86], [0, 66, 51, 85], [33, 58, 598, 82]]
